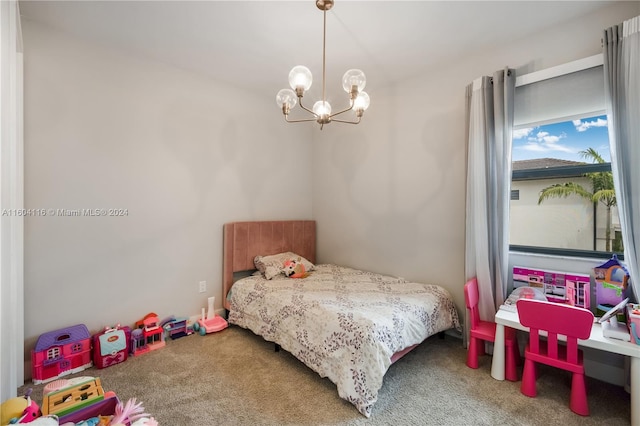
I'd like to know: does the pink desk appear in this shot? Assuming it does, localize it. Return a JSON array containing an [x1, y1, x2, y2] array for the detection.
[[492, 307, 640, 424]]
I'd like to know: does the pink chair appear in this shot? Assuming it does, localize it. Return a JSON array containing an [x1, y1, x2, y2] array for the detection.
[[464, 277, 520, 381], [516, 298, 595, 416]]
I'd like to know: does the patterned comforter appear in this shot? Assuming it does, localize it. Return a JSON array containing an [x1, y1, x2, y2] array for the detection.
[[227, 264, 461, 417]]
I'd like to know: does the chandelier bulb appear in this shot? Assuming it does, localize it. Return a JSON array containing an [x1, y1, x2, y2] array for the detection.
[[276, 89, 298, 114], [342, 69, 366, 94], [289, 66, 313, 94], [313, 100, 332, 115], [313, 100, 332, 124], [353, 91, 370, 112]]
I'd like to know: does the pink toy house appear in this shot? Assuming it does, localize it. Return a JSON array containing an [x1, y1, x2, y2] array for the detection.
[[131, 313, 165, 356], [31, 324, 93, 384]]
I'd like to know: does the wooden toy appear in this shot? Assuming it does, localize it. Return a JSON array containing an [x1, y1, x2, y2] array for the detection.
[[42, 376, 104, 417], [31, 324, 93, 384], [57, 394, 120, 425]]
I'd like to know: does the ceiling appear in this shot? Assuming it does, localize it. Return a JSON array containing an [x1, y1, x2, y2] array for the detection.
[[19, 1, 616, 100]]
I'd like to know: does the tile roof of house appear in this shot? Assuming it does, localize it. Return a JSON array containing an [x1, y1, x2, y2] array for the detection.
[[512, 158, 586, 170]]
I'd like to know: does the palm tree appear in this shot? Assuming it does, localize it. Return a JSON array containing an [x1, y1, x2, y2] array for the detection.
[[537, 148, 617, 251]]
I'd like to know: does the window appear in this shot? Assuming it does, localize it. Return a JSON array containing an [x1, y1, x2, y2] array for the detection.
[[509, 56, 624, 258], [510, 114, 623, 256], [46, 347, 60, 360]]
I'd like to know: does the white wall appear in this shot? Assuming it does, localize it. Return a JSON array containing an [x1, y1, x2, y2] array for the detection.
[[312, 2, 640, 321], [21, 20, 313, 376]]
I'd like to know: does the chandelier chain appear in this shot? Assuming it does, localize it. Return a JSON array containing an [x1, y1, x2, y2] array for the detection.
[[323, 8, 328, 106]]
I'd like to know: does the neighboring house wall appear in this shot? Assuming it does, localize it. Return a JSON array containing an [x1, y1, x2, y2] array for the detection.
[[21, 19, 313, 376], [512, 177, 621, 252], [511, 176, 595, 250], [312, 1, 639, 315]]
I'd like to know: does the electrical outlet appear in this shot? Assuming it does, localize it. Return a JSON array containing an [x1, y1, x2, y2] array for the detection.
[[199, 280, 206, 293]]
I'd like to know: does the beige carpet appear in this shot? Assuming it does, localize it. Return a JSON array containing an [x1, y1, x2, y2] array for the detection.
[[19, 325, 630, 425]]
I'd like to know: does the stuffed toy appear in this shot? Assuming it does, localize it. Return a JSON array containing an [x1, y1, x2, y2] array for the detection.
[[1, 389, 40, 424], [109, 398, 150, 426], [283, 258, 309, 279]]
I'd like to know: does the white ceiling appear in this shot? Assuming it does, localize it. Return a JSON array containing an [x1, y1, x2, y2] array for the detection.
[[19, 1, 616, 99]]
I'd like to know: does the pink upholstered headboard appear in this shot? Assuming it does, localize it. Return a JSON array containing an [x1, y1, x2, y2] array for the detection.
[[222, 220, 316, 309]]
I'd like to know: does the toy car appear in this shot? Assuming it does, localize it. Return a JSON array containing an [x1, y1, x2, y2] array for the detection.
[[192, 315, 228, 336]]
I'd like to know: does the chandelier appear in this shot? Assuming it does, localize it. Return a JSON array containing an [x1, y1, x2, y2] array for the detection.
[[275, 0, 370, 130]]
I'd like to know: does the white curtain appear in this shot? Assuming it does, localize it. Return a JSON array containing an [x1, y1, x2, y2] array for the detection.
[[0, 0, 24, 402], [465, 68, 515, 322], [603, 16, 640, 300]]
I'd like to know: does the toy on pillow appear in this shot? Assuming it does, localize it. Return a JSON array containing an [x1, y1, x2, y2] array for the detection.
[[283, 258, 309, 279]]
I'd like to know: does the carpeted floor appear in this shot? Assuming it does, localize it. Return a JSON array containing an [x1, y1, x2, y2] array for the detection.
[[19, 325, 631, 425]]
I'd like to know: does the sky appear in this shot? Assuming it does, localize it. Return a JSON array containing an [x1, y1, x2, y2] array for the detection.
[[512, 114, 611, 163]]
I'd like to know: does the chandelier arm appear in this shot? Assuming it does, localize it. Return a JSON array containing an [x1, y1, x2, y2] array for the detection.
[[284, 116, 319, 123], [297, 97, 318, 117], [298, 103, 317, 116], [331, 117, 362, 125], [329, 102, 356, 118]]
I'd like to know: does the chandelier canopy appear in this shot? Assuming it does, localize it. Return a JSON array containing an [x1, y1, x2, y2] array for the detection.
[[276, 0, 370, 129]]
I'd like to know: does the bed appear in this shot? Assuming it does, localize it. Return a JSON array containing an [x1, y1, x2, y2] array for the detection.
[[223, 220, 461, 417]]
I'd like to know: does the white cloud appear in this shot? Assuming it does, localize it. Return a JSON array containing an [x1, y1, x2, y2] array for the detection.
[[541, 135, 561, 144], [513, 128, 533, 139], [573, 117, 608, 132], [516, 129, 573, 155], [521, 141, 573, 154], [520, 143, 547, 152]]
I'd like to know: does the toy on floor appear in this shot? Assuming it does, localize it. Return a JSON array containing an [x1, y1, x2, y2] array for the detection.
[[31, 324, 93, 384], [131, 313, 165, 356], [56, 397, 158, 426], [43, 377, 96, 397], [92, 325, 131, 369], [192, 297, 228, 336], [56, 391, 117, 425], [1, 388, 40, 424], [42, 377, 104, 417], [110, 397, 148, 426], [160, 315, 193, 339], [21, 417, 58, 426]]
